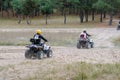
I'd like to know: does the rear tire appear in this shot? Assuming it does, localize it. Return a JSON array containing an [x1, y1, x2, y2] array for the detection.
[[47, 49, 52, 58], [91, 44, 93, 48], [37, 51, 44, 59], [90, 42, 94, 48], [25, 50, 33, 59], [77, 42, 80, 49], [86, 42, 90, 49]]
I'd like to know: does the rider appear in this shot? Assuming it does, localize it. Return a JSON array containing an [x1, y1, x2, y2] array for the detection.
[[33, 29, 48, 45], [83, 29, 91, 38], [80, 29, 91, 40]]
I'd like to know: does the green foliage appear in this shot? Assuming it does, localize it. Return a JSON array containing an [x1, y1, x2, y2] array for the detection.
[[0, 0, 3, 5], [22, 0, 37, 16], [93, 0, 120, 12], [39, 0, 53, 15], [11, 0, 24, 14], [1, 0, 120, 24], [3, 0, 12, 10], [105, 0, 120, 12], [93, 0, 108, 11], [11, 0, 37, 16], [72, 72, 88, 80]]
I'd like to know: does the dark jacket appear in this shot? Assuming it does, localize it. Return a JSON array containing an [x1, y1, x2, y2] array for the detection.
[[33, 34, 48, 44], [86, 32, 91, 37]]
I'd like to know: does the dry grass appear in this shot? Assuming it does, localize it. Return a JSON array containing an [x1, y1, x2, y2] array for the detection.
[[113, 37, 120, 47], [0, 15, 117, 28], [44, 32, 79, 47], [1, 61, 120, 80], [19, 62, 120, 80], [0, 15, 120, 80], [0, 48, 120, 80], [0, 31, 79, 46]]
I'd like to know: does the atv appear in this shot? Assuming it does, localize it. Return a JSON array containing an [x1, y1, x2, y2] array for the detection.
[[117, 24, 120, 30], [77, 36, 94, 49], [25, 39, 52, 59], [117, 21, 120, 30]]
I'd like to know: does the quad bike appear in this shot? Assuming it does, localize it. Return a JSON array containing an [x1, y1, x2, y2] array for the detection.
[[25, 39, 52, 59], [77, 36, 94, 49], [117, 24, 120, 30]]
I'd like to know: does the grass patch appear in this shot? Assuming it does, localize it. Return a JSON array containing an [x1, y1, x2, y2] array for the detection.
[[0, 32, 79, 46], [22, 62, 120, 80], [0, 64, 15, 71], [0, 42, 15, 46], [44, 32, 78, 47], [0, 15, 116, 28], [112, 37, 120, 47]]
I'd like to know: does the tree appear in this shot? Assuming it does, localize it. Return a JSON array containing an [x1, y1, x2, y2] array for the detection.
[[76, 0, 85, 23], [39, 0, 53, 24], [0, 0, 4, 17], [11, 0, 37, 24], [89, 0, 97, 21], [11, 0, 24, 23], [93, 0, 108, 22], [57, 0, 68, 24], [22, 0, 37, 24], [3, 0, 12, 17], [104, 0, 120, 25]]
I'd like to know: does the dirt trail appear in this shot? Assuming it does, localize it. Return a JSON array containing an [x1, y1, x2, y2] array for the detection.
[[0, 27, 120, 65], [0, 27, 120, 48], [0, 46, 120, 66], [0, 28, 120, 80]]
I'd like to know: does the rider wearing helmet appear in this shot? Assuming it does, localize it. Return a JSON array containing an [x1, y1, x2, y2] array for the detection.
[[80, 29, 91, 41], [33, 29, 48, 45], [83, 29, 91, 37]]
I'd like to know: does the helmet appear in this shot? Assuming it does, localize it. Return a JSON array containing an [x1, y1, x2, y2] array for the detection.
[[83, 29, 86, 33], [36, 29, 42, 34]]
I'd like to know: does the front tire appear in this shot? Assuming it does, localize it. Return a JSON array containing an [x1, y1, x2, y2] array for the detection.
[[85, 42, 90, 49], [37, 51, 44, 59], [25, 50, 33, 59], [47, 49, 52, 58], [77, 42, 80, 49]]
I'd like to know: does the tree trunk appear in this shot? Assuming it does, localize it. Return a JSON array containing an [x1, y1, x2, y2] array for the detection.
[[109, 12, 113, 26], [85, 10, 88, 22], [118, 11, 120, 18], [63, 8, 67, 24], [45, 14, 48, 24], [79, 10, 84, 23], [103, 11, 106, 18], [18, 15, 22, 24], [6, 10, 9, 18], [100, 11, 103, 22], [92, 10, 95, 21], [35, 10, 38, 16], [26, 16, 31, 24], [1, 6, 3, 17], [11, 9, 15, 17]]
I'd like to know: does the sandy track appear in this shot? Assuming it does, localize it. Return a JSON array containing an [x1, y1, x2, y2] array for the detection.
[[0, 46, 120, 66], [0, 27, 120, 65], [0, 27, 120, 47], [0, 46, 120, 80], [0, 28, 120, 80]]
